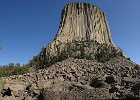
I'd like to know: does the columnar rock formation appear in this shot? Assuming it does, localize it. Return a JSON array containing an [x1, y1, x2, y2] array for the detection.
[[56, 2, 113, 44], [41, 2, 117, 62], [0, 2, 140, 100]]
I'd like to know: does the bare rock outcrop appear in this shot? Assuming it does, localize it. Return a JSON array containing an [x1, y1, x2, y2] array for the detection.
[[56, 2, 113, 44], [39, 3, 125, 67]]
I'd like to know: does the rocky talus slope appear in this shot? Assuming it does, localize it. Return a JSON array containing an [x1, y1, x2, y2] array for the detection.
[[0, 57, 140, 99], [0, 2, 139, 100]]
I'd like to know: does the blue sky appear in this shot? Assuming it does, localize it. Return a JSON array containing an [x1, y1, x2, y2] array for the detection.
[[0, 0, 140, 65]]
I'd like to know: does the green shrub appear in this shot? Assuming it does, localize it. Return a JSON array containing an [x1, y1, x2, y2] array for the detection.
[[0, 79, 5, 89], [95, 44, 117, 63], [0, 63, 30, 78]]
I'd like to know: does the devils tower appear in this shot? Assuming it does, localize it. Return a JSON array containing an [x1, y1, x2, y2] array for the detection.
[[0, 2, 139, 100], [39, 2, 124, 67], [56, 3, 113, 44]]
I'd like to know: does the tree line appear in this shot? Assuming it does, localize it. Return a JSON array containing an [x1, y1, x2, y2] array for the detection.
[[0, 63, 29, 78]]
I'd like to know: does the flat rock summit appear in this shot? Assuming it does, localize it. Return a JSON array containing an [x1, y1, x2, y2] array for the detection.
[[0, 2, 140, 100]]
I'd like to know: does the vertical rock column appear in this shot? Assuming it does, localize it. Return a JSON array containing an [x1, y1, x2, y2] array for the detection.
[[43, 2, 116, 60], [55, 2, 114, 45]]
